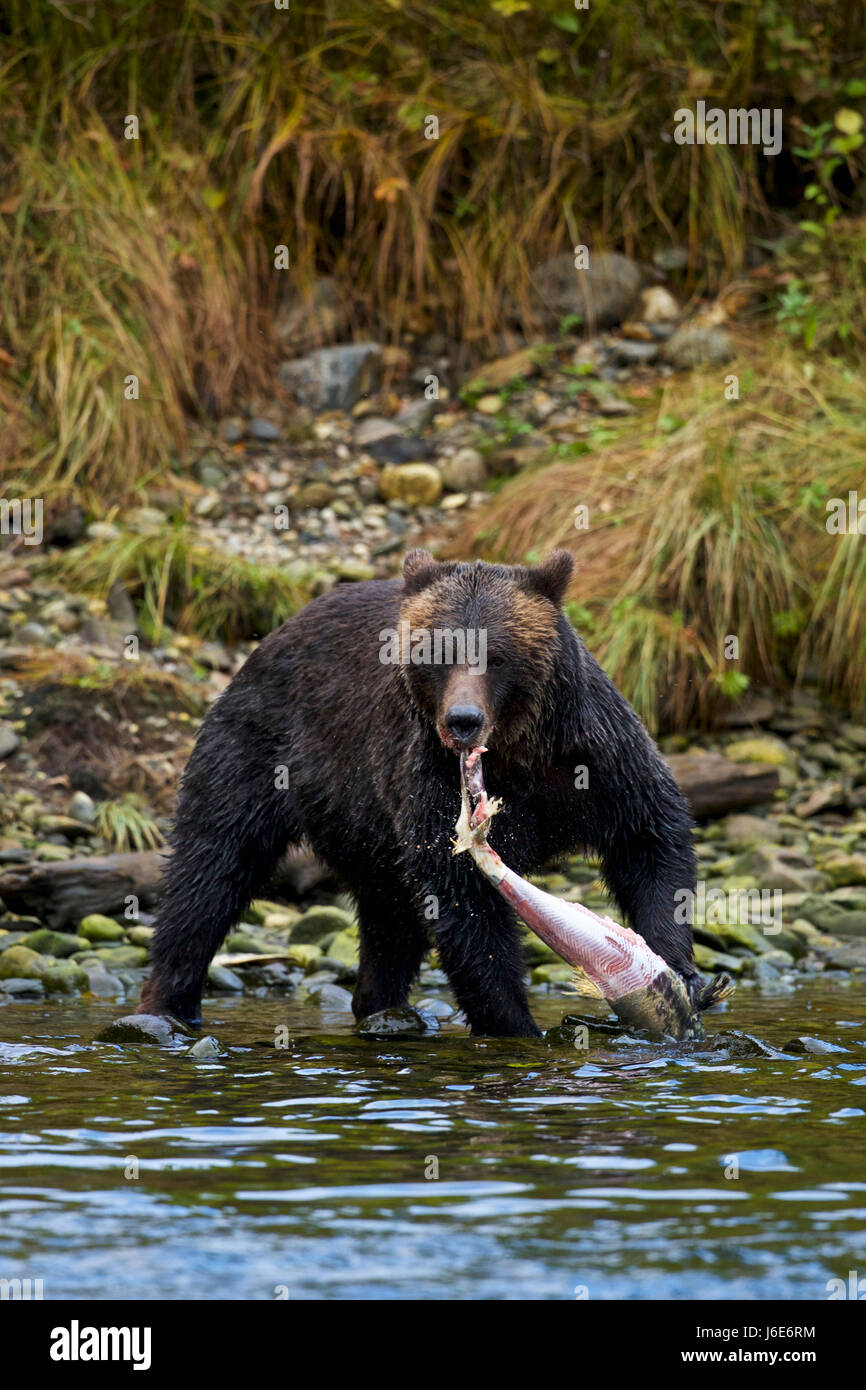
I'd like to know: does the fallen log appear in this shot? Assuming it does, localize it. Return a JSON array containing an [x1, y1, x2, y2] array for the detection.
[[0, 844, 338, 930], [665, 751, 780, 819], [0, 850, 166, 929]]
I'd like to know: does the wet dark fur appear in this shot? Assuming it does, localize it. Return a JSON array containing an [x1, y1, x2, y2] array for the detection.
[[140, 550, 699, 1036]]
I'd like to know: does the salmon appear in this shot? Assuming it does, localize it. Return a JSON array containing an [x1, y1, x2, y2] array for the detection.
[[452, 747, 734, 1041]]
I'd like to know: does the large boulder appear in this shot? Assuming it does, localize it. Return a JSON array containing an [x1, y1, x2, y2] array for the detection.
[[531, 252, 643, 330], [278, 342, 382, 411]]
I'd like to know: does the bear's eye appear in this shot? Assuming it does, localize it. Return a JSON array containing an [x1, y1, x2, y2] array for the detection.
[[486, 653, 506, 668]]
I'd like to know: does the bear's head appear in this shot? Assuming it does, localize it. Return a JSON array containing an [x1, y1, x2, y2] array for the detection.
[[398, 548, 574, 757]]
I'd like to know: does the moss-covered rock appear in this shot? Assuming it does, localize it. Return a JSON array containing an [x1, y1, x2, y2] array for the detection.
[[21, 929, 89, 958], [224, 932, 269, 954], [798, 896, 866, 936], [90, 945, 148, 968], [290, 905, 356, 944], [127, 926, 154, 948], [0, 945, 50, 979], [326, 929, 360, 968], [42, 962, 90, 994], [818, 853, 866, 888], [285, 943, 324, 970], [724, 736, 794, 767], [78, 914, 126, 942], [531, 963, 574, 985]]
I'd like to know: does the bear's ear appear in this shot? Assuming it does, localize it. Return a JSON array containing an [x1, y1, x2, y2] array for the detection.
[[523, 549, 574, 607], [402, 548, 440, 594]]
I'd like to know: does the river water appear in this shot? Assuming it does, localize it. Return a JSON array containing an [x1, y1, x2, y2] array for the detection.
[[1, 979, 864, 1300]]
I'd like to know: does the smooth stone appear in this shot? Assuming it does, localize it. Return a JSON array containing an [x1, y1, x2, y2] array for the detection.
[[749, 957, 782, 987], [732, 846, 825, 894], [0, 932, 28, 950], [394, 398, 439, 431], [42, 962, 89, 994], [68, 791, 97, 824], [187, 1035, 225, 1058], [78, 914, 127, 942], [296, 481, 335, 509], [0, 976, 45, 996], [463, 346, 539, 394], [694, 919, 774, 955], [608, 338, 659, 365], [721, 813, 783, 850], [724, 736, 793, 767], [639, 285, 680, 322], [17, 622, 50, 644], [354, 416, 401, 447], [819, 853, 866, 888], [333, 559, 376, 582], [413, 997, 454, 1019], [663, 323, 734, 369], [307, 981, 354, 1011], [365, 434, 436, 464], [0, 946, 49, 979], [290, 905, 356, 945], [795, 783, 847, 817], [278, 342, 382, 411], [285, 944, 323, 970], [97, 1014, 193, 1045], [224, 932, 270, 955], [86, 521, 122, 541], [531, 251, 642, 329], [532, 963, 576, 985], [693, 942, 745, 974], [439, 447, 486, 492], [358, 1005, 439, 1035], [127, 926, 154, 947], [21, 929, 88, 958], [198, 460, 226, 488], [0, 723, 22, 758], [207, 963, 244, 991], [798, 896, 866, 937], [250, 418, 281, 442], [717, 694, 777, 728], [82, 967, 125, 998], [246, 898, 299, 925], [378, 462, 443, 506], [92, 946, 148, 968], [326, 929, 360, 968]]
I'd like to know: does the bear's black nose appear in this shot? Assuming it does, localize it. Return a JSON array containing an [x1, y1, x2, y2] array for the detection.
[[445, 704, 485, 745]]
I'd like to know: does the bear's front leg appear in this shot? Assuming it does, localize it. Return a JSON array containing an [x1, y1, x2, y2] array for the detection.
[[430, 868, 541, 1038]]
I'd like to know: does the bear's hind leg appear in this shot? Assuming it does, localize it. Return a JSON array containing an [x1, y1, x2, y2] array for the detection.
[[139, 724, 298, 1025]]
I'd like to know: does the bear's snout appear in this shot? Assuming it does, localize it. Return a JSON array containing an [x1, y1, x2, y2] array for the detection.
[[443, 703, 486, 748]]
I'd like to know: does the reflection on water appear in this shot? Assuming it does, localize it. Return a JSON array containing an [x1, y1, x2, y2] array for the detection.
[[0, 980, 864, 1300]]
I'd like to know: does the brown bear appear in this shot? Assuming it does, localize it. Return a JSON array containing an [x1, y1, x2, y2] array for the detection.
[[139, 549, 699, 1035]]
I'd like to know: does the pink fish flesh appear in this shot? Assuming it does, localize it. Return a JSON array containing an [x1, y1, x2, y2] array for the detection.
[[453, 747, 733, 1040]]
